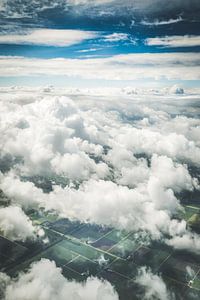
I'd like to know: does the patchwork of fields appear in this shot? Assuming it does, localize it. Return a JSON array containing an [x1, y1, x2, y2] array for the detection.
[[1, 204, 200, 300]]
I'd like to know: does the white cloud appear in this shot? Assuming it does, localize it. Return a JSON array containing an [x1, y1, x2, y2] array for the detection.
[[51, 152, 108, 180], [77, 48, 103, 53], [0, 259, 118, 300], [0, 96, 108, 180], [169, 84, 184, 94], [146, 35, 200, 48], [166, 233, 200, 254], [0, 173, 45, 209], [150, 154, 196, 193], [1, 0, 200, 21], [68, 0, 114, 5], [186, 266, 195, 278], [0, 205, 40, 241], [135, 267, 173, 300], [1, 163, 199, 253], [0, 52, 200, 81], [0, 29, 97, 47], [141, 16, 183, 26], [0, 89, 200, 253], [115, 128, 200, 166], [106, 147, 150, 188], [1, 89, 200, 172], [104, 33, 129, 42]]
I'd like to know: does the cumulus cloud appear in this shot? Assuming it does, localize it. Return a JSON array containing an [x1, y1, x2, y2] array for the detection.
[[135, 267, 173, 300], [1, 160, 199, 253], [115, 128, 200, 165], [150, 155, 196, 193], [0, 173, 45, 209], [146, 35, 200, 48], [0, 89, 200, 253], [0, 96, 108, 180], [0, 205, 41, 241], [0, 29, 98, 47], [169, 85, 184, 94], [0, 259, 118, 300], [166, 232, 200, 254]]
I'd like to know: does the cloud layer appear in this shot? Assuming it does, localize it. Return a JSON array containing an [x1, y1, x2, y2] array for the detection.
[[146, 35, 200, 48], [0, 29, 97, 47], [0, 88, 199, 254], [1, 52, 200, 80], [1, 0, 200, 21]]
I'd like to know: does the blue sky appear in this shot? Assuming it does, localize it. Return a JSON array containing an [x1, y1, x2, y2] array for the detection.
[[0, 0, 200, 88]]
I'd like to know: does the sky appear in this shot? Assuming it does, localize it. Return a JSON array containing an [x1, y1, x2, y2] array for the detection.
[[0, 0, 200, 88]]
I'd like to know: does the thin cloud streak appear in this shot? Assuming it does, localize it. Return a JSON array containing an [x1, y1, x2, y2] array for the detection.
[[146, 35, 200, 47], [0, 29, 98, 47], [140, 16, 183, 26]]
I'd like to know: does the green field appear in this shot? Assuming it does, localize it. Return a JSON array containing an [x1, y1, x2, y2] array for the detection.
[[0, 206, 200, 300]]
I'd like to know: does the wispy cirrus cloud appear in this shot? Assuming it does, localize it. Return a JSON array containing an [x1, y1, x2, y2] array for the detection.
[[0, 29, 98, 47], [140, 16, 183, 26], [1, 0, 199, 24], [103, 33, 129, 42], [77, 48, 103, 53], [146, 35, 200, 48], [103, 33, 137, 45]]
